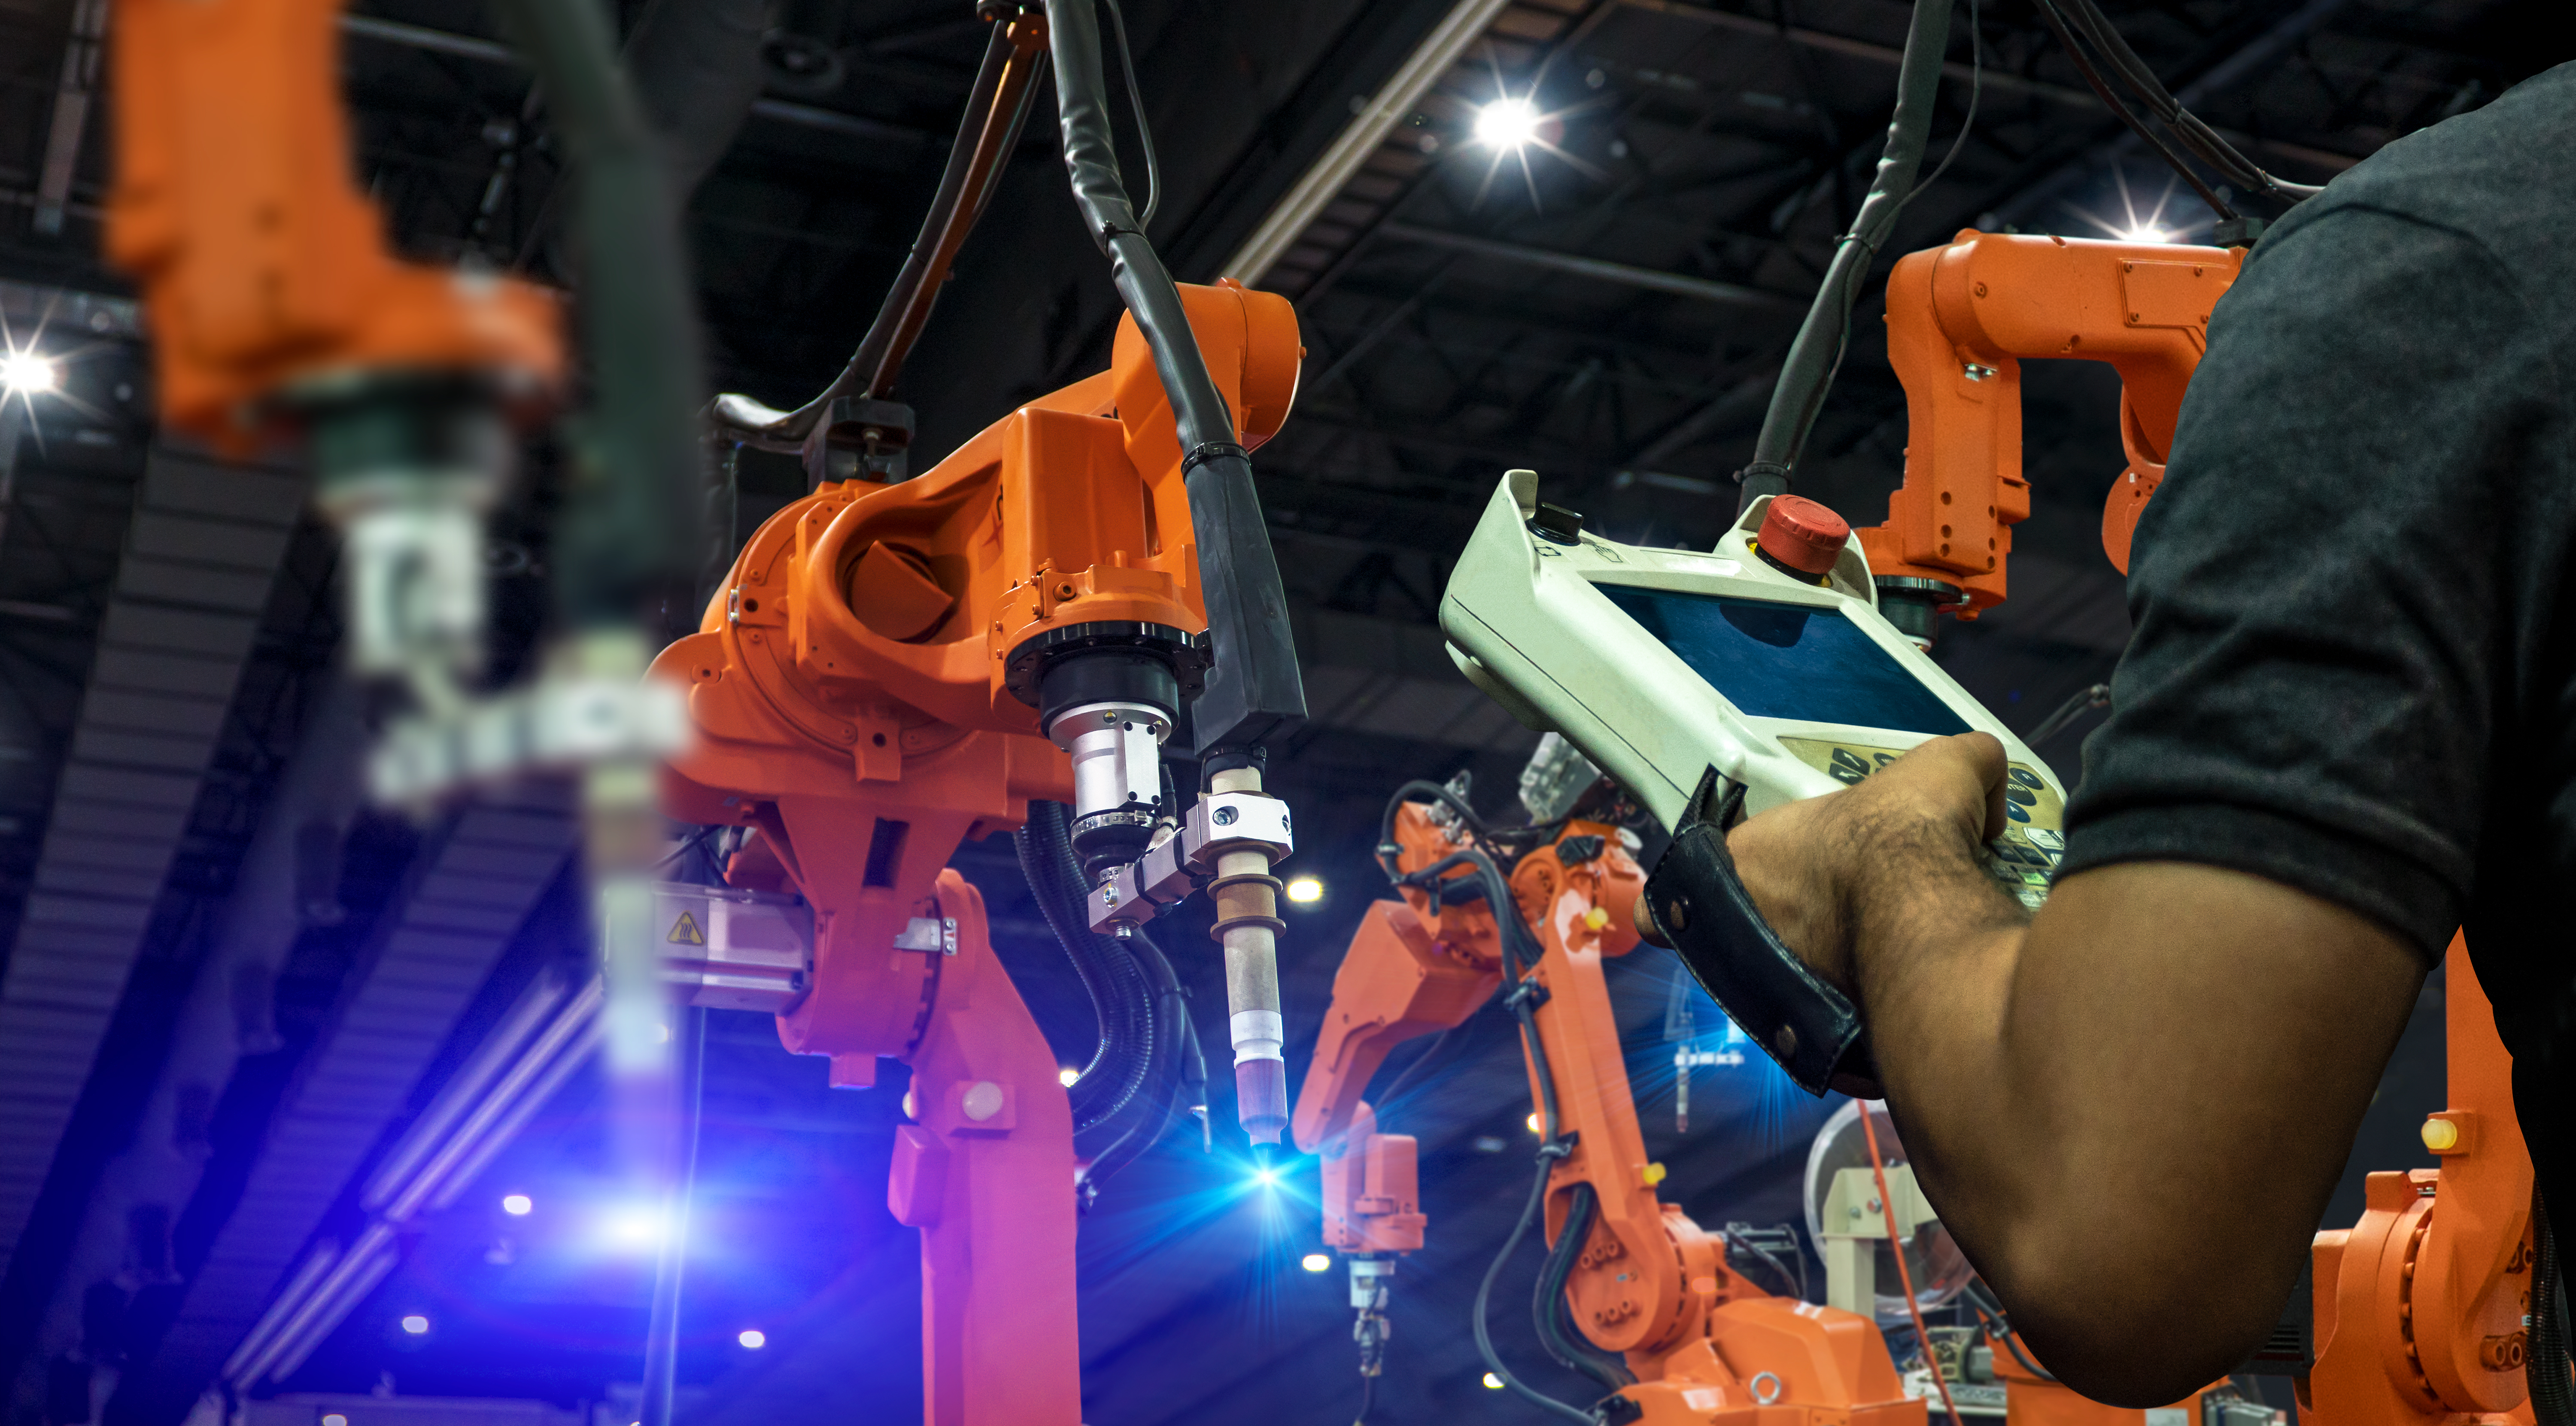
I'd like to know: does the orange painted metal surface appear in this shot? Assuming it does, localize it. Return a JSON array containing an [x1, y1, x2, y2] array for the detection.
[[651, 283, 1300, 1426], [1293, 806, 1923, 1424], [106, 0, 562, 447], [2306, 936, 2534, 1426], [1319, 1101, 1428, 1255], [1863, 231, 2242, 612]]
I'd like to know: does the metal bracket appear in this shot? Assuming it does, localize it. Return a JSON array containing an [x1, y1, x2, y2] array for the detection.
[[895, 915, 959, 955]]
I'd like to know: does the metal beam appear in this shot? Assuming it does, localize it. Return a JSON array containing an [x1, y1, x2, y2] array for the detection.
[[1215, 0, 1519, 286], [104, 788, 579, 1424], [1616, 0, 2360, 174], [30, 0, 108, 236], [335, 15, 935, 149], [0, 446, 302, 1289], [1377, 221, 1805, 313]]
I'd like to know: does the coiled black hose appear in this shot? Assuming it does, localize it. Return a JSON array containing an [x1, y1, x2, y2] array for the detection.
[[1016, 801, 1154, 1138], [2533, 1187, 2573, 1426], [1077, 922, 1196, 1196]]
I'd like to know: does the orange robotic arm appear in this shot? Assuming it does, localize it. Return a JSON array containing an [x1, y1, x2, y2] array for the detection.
[[1293, 798, 1921, 1426], [106, 0, 560, 446], [649, 282, 1300, 1426], [1862, 231, 2241, 617], [2306, 938, 2536, 1426]]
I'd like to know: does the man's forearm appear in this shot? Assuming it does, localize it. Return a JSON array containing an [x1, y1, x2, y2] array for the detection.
[[1844, 845, 2424, 1404], [1842, 824, 2047, 1300]]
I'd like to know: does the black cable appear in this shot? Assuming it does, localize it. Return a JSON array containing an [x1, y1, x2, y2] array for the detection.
[[1375, 781, 1565, 887], [2030, 0, 2235, 220], [1738, 0, 1954, 512], [711, 17, 1041, 447], [1964, 1280, 2058, 1382], [1076, 922, 1194, 1198], [1535, 1183, 1634, 1390], [1098, 0, 1160, 231], [2052, 0, 2322, 204], [1473, 1150, 1594, 1424], [1724, 1228, 1809, 1302], [1352, 1372, 1373, 1426], [1044, 0, 1304, 757], [2533, 1186, 2574, 1426], [1016, 802, 1155, 1137], [1902, 0, 1981, 211], [496, 0, 704, 631]]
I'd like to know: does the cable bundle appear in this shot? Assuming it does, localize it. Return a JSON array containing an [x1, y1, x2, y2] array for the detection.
[[2033, 0, 2321, 225]]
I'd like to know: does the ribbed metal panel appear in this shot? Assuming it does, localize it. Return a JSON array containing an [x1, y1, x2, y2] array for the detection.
[[114, 783, 577, 1418], [0, 447, 301, 1283]]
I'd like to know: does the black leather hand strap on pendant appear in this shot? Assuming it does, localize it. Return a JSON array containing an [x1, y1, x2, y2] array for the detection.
[[1643, 768, 1882, 1099]]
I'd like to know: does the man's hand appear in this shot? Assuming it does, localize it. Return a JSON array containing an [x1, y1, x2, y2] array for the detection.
[[1725, 731, 2016, 990], [1710, 733, 2428, 1406]]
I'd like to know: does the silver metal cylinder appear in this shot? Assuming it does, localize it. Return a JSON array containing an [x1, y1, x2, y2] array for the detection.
[[1210, 764, 1289, 1143], [1048, 701, 1170, 821]]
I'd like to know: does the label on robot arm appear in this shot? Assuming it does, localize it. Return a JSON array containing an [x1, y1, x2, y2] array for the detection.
[[1778, 736, 2064, 909]]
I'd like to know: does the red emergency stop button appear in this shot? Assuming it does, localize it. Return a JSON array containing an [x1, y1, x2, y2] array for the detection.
[[1756, 495, 1850, 576]]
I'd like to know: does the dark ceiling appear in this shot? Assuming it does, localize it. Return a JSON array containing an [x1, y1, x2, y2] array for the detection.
[[0, 0, 2553, 1423]]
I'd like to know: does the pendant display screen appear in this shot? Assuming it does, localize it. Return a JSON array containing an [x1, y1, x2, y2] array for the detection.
[[1597, 585, 1971, 736]]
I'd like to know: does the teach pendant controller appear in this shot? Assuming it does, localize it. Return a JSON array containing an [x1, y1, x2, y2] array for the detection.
[[1439, 471, 2065, 1094]]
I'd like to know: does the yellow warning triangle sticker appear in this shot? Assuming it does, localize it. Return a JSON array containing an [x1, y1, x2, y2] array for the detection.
[[667, 909, 706, 946]]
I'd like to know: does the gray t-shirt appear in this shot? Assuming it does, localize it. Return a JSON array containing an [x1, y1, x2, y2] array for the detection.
[[2057, 62, 2576, 1223]]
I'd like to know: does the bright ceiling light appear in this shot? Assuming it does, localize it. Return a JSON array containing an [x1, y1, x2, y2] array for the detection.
[[1483, 1372, 1507, 1390], [501, 1193, 533, 1216], [1, 350, 55, 395], [1284, 876, 1324, 905], [1526, 1113, 1541, 1134], [2116, 224, 2171, 244], [400, 1314, 430, 1335], [737, 1328, 768, 1350], [1473, 97, 1542, 150], [1300, 1253, 1332, 1273], [1057, 1066, 1081, 1087]]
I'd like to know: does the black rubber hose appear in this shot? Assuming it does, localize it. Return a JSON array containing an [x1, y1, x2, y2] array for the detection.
[[1535, 1183, 1634, 1390], [1737, 0, 1953, 514], [2533, 1186, 2573, 1426], [1038, 800, 1165, 1139], [2029, 0, 2233, 220], [1076, 924, 1192, 1197], [1043, 0, 1304, 755], [1016, 802, 1154, 1135], [1474, 1152, 1595, 1425], [711, 15, 1042, 447], [496, 0, 704, 633]]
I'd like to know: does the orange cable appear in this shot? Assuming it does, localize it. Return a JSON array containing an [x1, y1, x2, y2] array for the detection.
[[1861, 1105, 1963, 1426]]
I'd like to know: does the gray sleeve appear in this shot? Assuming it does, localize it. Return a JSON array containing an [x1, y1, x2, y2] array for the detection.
[[2055, 203, 2557, 961]]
